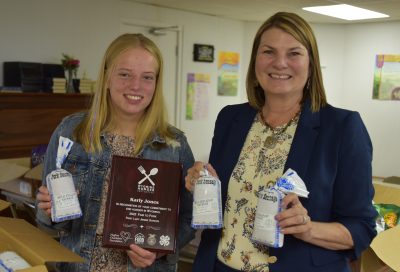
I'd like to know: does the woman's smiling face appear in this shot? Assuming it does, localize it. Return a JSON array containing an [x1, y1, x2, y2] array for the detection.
[[255, 27, 310, 99], [108, 47, 158, 122]]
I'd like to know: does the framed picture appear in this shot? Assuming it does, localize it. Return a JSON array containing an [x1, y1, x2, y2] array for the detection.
[[193, 44, 214, 63]]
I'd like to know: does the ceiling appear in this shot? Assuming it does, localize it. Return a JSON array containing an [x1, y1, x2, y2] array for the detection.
[[128, 0, 400, 24]]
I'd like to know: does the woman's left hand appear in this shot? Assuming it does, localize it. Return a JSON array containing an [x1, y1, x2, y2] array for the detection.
[[275, 193, 312, 242], [127, 244, 165, 268]]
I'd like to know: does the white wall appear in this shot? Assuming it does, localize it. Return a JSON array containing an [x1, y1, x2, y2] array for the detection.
[[315, 22, 400, 177], [0, 0, 398, 176], [341, 22, 400, 177], [0, 0, 244, 162], [314, 22, 400, 177], [312, 24, 345, 105], [0, 0, 119, 81]]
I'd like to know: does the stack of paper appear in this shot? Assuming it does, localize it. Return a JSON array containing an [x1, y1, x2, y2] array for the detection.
[[79, 79, 95, 94], [52, 77, 66, 93]]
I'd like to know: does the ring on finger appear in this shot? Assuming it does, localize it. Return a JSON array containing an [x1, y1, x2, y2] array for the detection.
[[302, 215, 309, 225]]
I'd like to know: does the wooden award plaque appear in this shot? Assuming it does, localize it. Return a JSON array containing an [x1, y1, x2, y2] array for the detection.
[[102, 155, 182, 253]]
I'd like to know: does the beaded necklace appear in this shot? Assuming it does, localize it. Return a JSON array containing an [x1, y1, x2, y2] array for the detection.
[[259, 110, 301, 149]]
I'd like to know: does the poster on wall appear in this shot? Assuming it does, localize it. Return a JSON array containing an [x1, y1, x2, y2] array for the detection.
[[186, 73, 210, 120], [373, 54, 400, 100], [217, 51, 239, 96]]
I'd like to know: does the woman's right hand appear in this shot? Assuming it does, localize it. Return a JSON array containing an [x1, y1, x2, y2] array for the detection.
[[36, 185, 52, 216], [185, 161, 218, 192]]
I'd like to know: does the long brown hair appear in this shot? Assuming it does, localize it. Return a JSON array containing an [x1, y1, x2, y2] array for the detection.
[[246, 12, 327, 112]]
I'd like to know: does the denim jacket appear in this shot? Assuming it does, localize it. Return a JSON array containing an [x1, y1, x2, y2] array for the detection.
[[36, 112, 196, 272]]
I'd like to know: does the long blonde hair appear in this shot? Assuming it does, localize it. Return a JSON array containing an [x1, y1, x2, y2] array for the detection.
[[74, 33, 172, 155], [246, 12, 327, 112]]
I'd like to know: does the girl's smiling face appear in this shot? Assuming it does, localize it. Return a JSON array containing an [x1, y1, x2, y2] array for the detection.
[[108, 47, 158, 122]]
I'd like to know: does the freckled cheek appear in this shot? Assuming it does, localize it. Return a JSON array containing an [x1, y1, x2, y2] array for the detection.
[[109, 79, 124, 89], [118, 81, 130, 88], [143, 82, 156, 93]]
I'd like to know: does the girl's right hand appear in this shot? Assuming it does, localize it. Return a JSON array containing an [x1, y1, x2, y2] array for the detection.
[[36, 185, 52, 216]]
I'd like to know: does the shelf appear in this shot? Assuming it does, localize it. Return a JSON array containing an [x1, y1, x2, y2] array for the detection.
[[0, 93, 92, 159]]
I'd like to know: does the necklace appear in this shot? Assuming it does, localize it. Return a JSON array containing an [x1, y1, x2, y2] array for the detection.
[[260, 110, 300, 149]]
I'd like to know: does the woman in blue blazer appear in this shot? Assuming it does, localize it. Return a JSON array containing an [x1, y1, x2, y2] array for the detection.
[[186, 12, 377, 272]]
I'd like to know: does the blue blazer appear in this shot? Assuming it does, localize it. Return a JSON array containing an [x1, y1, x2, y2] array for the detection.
[[193, 100, 377, 272]]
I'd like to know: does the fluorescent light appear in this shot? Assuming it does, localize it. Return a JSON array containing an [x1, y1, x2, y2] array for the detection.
[[303, 4, 389, 20]]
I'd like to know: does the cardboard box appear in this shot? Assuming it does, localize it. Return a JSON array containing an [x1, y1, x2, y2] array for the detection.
[[0, 216, 84, 272], [0, 167, 84, 272], [22, 163, 43, 197], [359, 182, 400, 272], [0, 178, 41, 199], [24, 163, 43, 181], [0, 199, 11, 212], [0, 160, 30, 184], [0, 162, 43, 198]]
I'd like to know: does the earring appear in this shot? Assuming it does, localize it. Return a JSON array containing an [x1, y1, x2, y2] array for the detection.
[[306, 78, 310, 90]]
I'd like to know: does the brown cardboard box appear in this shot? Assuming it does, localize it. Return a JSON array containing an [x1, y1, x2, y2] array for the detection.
[[0, 161, 85, 271], [0, 216, 84, 272], [22, 163, 43, 196], [359, 182, 400, 272], [0, 199, 11, 212], [0, 178, 41, 199], [0, 162, 43, 198], [24, 163, 43, 181], [0, 160, 30, 184]]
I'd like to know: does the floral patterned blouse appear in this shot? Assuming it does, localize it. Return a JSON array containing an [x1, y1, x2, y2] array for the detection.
[[216, 113, 299, 271], [89, 133, 136, 272]]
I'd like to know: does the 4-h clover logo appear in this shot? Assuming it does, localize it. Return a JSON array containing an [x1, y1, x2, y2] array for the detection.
[[159, 235, 170, 247]]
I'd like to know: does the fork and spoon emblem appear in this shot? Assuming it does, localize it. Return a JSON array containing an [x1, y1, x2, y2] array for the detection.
[[138, 165, 158, 186]]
